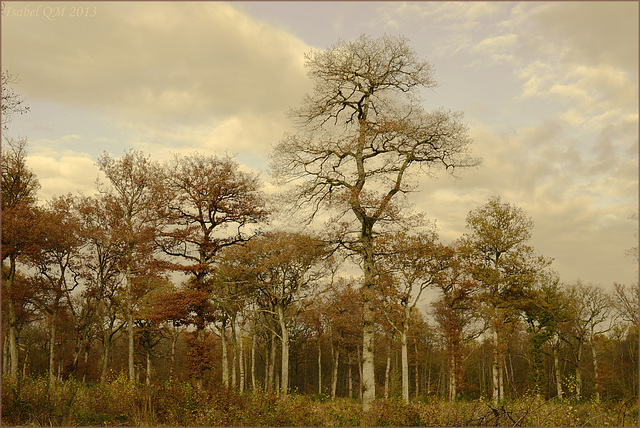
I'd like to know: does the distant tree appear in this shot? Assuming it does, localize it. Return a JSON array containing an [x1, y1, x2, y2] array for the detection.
[[222, 231, 334, 395], [28, 195, 85, 380], [1, 138, 42, 380], [320, 278, 363, 399], [155, 153, 268, 387], [431, 246, 483, 401], [156, 154, 267, 330], [459, 196, 551, 405], [272, 34, 479, 409], [377, 230, 453, 403], [97, 149, 163, 381], [563, 281, 613, 402], [520, 271, 571, 398]]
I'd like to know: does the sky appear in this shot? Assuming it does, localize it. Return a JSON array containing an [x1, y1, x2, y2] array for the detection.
[[1, 1, 638, 291]]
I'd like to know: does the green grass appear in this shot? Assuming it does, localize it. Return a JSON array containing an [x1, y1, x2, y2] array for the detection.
[[2, 374, 637, 426]]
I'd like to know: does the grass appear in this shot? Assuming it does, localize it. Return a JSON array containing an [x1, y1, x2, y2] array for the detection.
[[1, 374, 638, 426]]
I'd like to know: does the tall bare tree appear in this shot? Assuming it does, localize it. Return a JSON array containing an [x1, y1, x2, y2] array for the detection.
[[272, 34, 478, 409]]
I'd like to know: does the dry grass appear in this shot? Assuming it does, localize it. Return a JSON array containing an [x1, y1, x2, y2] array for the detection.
[[2, 374, 637, 426]]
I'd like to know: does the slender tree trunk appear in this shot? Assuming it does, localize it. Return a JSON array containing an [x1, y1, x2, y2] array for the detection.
[[331, 347, 339, 399], [401, 328, 410, 404], [3, 258, 20, 380], [101, 335, 111, 385], [554, 338, 563, 399], [269, 330, 277, 390], [384, 342, 391, 399], [492, 327, 500, 405], [449, 351, 456, 402], [576, 340, 583, 399], [3, 332, 9, 375], [83, 346, 89, 383], [277, 304, 290, 396], [348, 353, 353, 398], [231, 317, 237, 387], [49, 309, 57, 380], [251, 330, 256, 391], [170, 331, 177, 376], [590, 335, 600, 403], [415, 342, 419, 399], [318, 340, 322, 395], [146, 348, 151, 385], [239, 332, 245, 393], [126, 261, 135, 382], [357, 346, 363, 399], [221, 322, 229, 387], [22, 347, 29, 377], [499, 357, 505, 400]]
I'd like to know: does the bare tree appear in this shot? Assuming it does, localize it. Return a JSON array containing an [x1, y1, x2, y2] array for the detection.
[[1, 71, 30, 131], [271, 34, 478, 409]]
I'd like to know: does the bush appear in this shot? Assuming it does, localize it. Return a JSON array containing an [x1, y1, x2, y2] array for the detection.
[[2, 375, 638, 426]]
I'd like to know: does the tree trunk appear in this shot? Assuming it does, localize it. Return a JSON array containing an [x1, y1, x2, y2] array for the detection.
[[82, 345, 89, 383], [126, 261, 135, 382], [269, 330, 277, 390], [499, 355, 505, 400], [318, 340, 322, 395], [221, 322, 229, 387], [576, 341, 583, 399], [492, 328, 500, 405], [170, 331, 177, 376], [49, 309, 57, 380], [251, 330, 256, 391], [277, 304, 290, 396], [101, 335, 111, 386], [231, 317, 237, 388], [361, 227, 376, 409], [449, 351, 456, 402], [239, 332, 245, 393], [554, 338, 563, 399], [590, 335, 600, 403], [357, 346, 363, 399], [384, 343, 391, 399], [348, 354, 353, 398], [415, 342, 420, 399], [3, 258, 20, 380], [427, 347, 432, 395], [331, 347, 339, 399], [401, 328, 409, 404], [146, 348, 151, 385], [3, 332, 9, 375]]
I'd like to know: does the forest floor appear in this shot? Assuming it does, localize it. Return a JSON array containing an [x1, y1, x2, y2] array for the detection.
[[1, 374, 638, 427]]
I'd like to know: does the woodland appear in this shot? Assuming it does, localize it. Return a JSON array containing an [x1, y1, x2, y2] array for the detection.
[[1, 35, 638, 426]]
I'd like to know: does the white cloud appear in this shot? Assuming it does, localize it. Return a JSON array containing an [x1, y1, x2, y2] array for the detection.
[[27, 149, 101, 201], [2, 2, 312, 127]]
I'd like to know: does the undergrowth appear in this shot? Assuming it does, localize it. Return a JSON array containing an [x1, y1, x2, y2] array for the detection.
[[1, 374, 637, 426]]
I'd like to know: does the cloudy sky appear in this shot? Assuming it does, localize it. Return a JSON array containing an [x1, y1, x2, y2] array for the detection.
[[2, 1, 638, 290]]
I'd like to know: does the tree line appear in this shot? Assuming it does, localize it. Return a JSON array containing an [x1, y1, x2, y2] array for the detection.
[[2, 36, 637, 410]]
